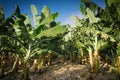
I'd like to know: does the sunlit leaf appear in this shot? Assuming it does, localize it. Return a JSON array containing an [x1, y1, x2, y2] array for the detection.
[[39, 12, 58, 26], [35, 25, 67, 38], [32, 13, 58, 37], [71, 16, 82, 26], [23, 14, 31, 25], [76, 40, 85, 48], [41, 5, 50, 17], [31, 4, 39, 26], [97, 40, 107, 51], [85, 8, 99, 23], [102, 27, 112, 33], [117, 42, 120, 56]]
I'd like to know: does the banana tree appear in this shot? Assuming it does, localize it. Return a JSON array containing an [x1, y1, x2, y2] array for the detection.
[[8, 4, 68, 80], [0, 5, 20, 77], [71, 5, 116, 72], [80, 0, 120, 73]]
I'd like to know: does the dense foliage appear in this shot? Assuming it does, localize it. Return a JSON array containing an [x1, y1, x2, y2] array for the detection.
[[0, 0, 120, 79]]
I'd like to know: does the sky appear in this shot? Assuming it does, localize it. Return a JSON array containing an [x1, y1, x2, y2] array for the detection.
[[0, 0, 105, 26]]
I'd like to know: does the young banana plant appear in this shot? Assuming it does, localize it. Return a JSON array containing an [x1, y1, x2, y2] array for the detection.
[[71, 6, 116, 73], [10, 5, 68, 80], [93, 36, 100, 73]]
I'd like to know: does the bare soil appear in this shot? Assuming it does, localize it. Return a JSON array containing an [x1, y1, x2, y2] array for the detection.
[[1, 59, 119, 80]]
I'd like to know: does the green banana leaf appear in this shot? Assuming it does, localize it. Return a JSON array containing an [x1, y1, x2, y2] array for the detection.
[[117, 43, 120, 56], [41, 5, 50, 17], [102, 27, 112, 33], [38, 12, 58, 27], [31, 4, 39, 26], [32, 12, 58, 37], [71, 16, 82, 26], [80, 3, 86, 14], [85, 8, 99, 23], [106, 0, 118, 7], [35, 25, 68, 38]]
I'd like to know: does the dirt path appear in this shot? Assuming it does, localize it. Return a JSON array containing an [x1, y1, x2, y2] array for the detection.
[[1, 60, 118, 80], [32, 61, 117, 80]]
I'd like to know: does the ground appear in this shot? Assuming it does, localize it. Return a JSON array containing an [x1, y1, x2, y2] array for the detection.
[[1, 59, 119, 80]]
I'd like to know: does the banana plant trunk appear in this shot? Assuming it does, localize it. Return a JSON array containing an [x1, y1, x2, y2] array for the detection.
[[80, 48, 84, 64], [88, 47, 93, 72], [93, 50, 100, 73], [23, 61, 30, 80], [93, 36, 100, 73], [23, 46, 31, 80], [116, 56, 120, 79]]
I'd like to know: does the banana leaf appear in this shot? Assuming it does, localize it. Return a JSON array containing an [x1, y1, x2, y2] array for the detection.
[[85, 8, 99, 23], [35, 25, 68, 38], [32, 12, 58, 37], [41, 5, 50, 17], [31, 5, 39, 26]]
